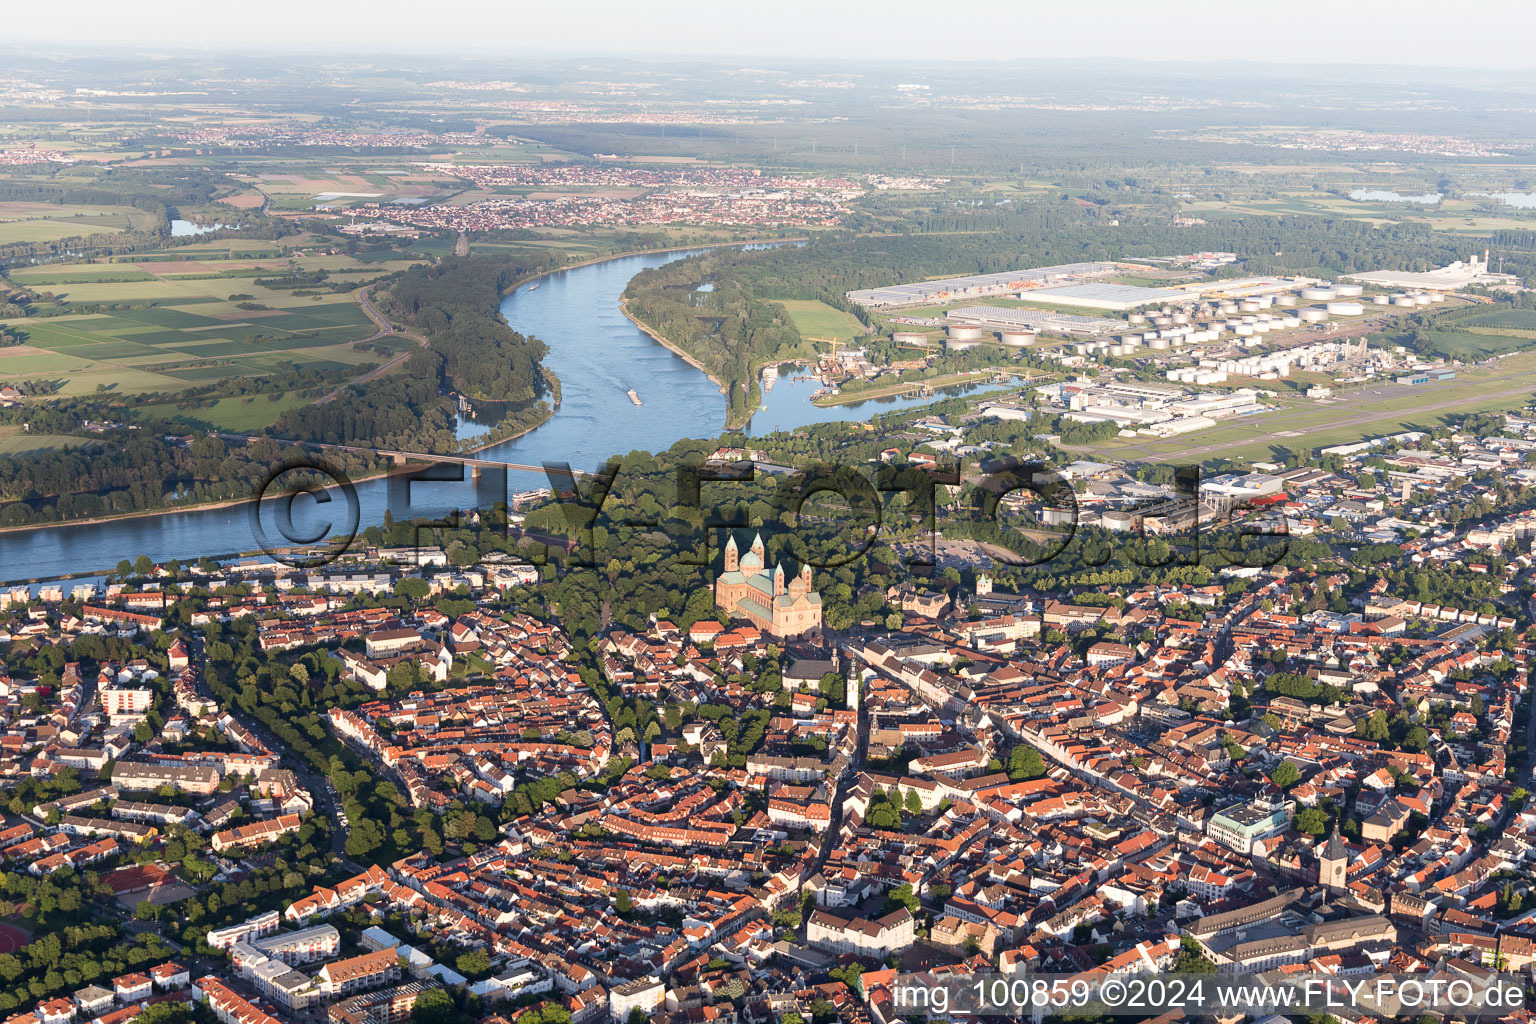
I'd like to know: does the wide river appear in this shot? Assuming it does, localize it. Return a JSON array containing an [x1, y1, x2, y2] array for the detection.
[[3, 248, 1001, 584]]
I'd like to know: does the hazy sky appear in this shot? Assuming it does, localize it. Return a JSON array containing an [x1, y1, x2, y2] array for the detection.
[[19, 0, 1536, 69]]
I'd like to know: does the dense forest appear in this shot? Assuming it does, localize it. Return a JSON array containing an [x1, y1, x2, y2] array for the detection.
[[0, 428, 383, 528], [381, 255, 551, 406], [621, 253, 813, 427]]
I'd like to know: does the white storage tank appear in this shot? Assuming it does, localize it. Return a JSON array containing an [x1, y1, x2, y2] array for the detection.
[[1235, 324, 1254, 336], [892, 330, 930, 346], [1413, 294, 1433, 306], [1299, 308, 1327, 322], [1150, 337, 1169, 350], [1373, 295, 1391, 305], [1334, 283, 1363, 297], [1301, 286, 1337, 301], [1393, 296, 1417, 307], [1275, 294, 1297, 307], [999, 330, 1036, 347], [1239, 300, 1261, 312], [1281, 316, 1300, 328], [946, 336, 982, 351], [947, 324, 985, 341], [1426, 292, 1447, 303], [1326, 301, 1364, 316], [1128, 313, 1147, 324]]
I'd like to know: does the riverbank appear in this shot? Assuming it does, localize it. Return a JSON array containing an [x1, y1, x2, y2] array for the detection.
[[496, 235, 808, 299], [811, 369, 1000, 407], [0, 240, 788, 552]]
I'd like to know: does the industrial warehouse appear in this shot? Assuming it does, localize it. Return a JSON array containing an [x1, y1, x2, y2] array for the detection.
[[1022, 281, 1190, 310], [846, 261, 1118, 308]]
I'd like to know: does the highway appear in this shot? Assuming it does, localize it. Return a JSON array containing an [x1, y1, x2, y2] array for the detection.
[[313, 285, 428, 406]]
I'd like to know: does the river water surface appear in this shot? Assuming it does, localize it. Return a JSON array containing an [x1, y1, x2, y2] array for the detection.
[[3, 248, 1001, 583]]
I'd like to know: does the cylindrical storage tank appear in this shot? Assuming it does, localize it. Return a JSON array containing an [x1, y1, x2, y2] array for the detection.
[[1301, 286, 1337, 301], [1299, 307, 1327, 322], [945, 336, 981, 351], [1101, 509, 1138, 532], [1373, 294, 1390, 305], [1151, 336, 1169, 349], [1239, 300, 1261, 312], [1275, 294, 1297, 307], [1393, 296, 1417, 307], [1427, 292, 1447, 303], [1413, 294, 1432, 306], [1256, 295, 1274, 308], [1108, 345, 1125, 357], [999, 330, 1035, 347], [947, 325, 984, 341], [1235, 324, 1254, 336], [1281, 316, 1300, 328], [1128, 313, 1147, 324], [893, 331, 930, 346], [1326, 301, 1363, 316], [1173, 313, 1189, 324], [1334, 283, 1363, 297]]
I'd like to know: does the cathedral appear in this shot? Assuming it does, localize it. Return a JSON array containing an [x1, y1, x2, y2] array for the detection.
[[713, 532, 823, 637]]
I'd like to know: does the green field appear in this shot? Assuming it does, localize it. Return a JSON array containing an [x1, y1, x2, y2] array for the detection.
[[0, 298, 378, 396], [0, 425, 96, 455], [134, 391, 310, 431], [1182, 191, 1536, 233], [771, 299, 868, 342], [0, 202, 162, 245], [1071, 355, 1536, 463]]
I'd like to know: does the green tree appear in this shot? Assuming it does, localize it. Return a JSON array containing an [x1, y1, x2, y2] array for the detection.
[[410, 988, 458, 1024], [1270, 759, 1302, 790]]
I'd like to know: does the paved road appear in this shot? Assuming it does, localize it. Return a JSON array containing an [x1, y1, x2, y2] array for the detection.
[[454, 231, 470, 257], [189, 639, 351, 859], [313, 285, 428, 406]]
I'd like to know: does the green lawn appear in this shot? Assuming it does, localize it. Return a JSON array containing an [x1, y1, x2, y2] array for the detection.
[[0, 426, 96, 455], [771, 299, 868, 342]]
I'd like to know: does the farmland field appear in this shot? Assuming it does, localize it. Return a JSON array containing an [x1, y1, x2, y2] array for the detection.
[[0, 296, 379, 396], [0, 202, 162, 244]]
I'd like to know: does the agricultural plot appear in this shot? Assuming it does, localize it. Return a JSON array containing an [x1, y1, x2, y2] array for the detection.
[[0, 299, 378, 396], [0, 202, 161, 244]]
